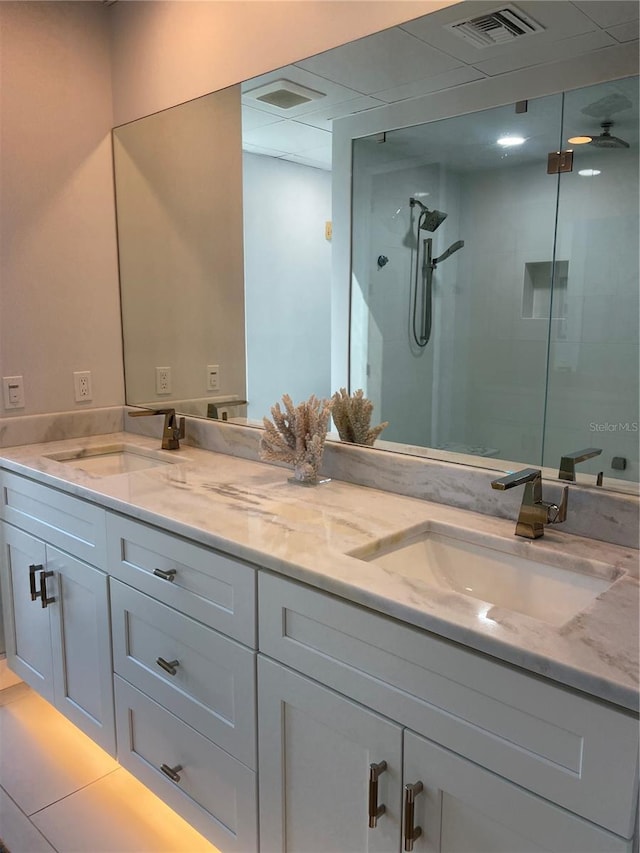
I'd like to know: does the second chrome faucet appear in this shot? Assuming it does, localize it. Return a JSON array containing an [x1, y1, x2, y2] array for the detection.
[[128, 408, 185, 450], [491, 468, 568, 539]]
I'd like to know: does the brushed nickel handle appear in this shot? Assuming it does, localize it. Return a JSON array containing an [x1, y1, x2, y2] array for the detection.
[[403, 781, 424, 851], [38, 570, 55, 609], [368, 760, 387, 828], [29, 564, 43, 601], [160, 763, 183, 783], [153, 568, 177, 582], [156, 657, 180, 676]]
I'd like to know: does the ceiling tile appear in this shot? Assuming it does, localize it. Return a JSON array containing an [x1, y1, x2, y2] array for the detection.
[[473, 28, 615, 76], [607, 21, 640, 43], [243, 120, 331, 154], [294, 96, 386, 130], [241, 106, 281, 132], [297, 28, 461, 94], [573, 1, 639, 28], [373, 66, 486, 103]]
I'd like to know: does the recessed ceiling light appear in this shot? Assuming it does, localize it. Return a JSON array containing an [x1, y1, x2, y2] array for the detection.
[[568, 135, 592, 145], [497, 136, 525, 147], [578, 169, 601, 177]]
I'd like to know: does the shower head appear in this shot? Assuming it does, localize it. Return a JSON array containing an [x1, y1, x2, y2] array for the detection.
[[409, 197, 448, 232], [588, 121, 629, 149]]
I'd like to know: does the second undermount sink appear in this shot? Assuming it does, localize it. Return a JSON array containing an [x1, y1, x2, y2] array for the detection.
[[356, 530, 620, 626], [44, 443, 181, 477]]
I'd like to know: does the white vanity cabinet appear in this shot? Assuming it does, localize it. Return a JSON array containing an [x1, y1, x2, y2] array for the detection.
[[106, 512, 259, 853], [258, 573, 638, 853], [0, 472, 115, 754]]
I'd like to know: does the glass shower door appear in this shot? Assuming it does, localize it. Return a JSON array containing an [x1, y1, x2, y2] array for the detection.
[[542, 76, 639, 487], [350, 94, 564, 464]]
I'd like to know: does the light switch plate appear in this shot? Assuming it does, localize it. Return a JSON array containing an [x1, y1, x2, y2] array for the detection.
[[3, 376, 24, 409]]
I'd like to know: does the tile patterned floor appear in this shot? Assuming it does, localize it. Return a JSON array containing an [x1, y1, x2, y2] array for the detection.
[[0, 683, 219, 853]]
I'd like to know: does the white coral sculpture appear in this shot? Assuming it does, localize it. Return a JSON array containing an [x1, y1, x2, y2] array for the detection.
[[260, 393, 332, 483], [331, 388, 388, 446]]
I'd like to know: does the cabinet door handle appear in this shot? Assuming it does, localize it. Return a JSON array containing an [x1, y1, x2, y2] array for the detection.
[[38, 571, 55, 609], [160, 763, 183, 783], [29, 564, 44, 601], [368, 760, 387, 828], [156, 657, 180, 676], [403, 781, 424, 851], [153, 568, 177, 582]]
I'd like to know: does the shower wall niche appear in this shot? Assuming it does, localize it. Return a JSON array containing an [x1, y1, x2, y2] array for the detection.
[[349, 76, 639, 483]]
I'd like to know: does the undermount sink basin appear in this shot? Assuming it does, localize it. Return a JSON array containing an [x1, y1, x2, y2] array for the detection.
[[44, 443, 180, 477], [358, 530, 619, 626]]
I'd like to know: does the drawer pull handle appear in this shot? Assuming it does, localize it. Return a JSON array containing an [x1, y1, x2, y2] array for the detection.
[[38, 571, 55, 609], [153, 568, 177, 582], [368, 760, 387, 828], [29, 564, 44, 601], [156, 657, 180, 676], [403, 781, 424, 851], [160, 763, 183, 783]]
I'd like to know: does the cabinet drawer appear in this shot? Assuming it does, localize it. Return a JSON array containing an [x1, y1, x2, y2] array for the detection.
[[115, 676, 257, 853], [111, 579, 256, 768], [106, 513, 256, 647], [0, 471, 106, 568], [259, 573, 639, 839]]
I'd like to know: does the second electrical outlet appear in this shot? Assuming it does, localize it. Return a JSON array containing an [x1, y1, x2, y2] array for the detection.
[[156, 366, 172, 395], [73, 371, 92, 402]]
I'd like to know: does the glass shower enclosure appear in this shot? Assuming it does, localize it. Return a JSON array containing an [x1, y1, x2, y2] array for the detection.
[[350, 76, 639, 484]]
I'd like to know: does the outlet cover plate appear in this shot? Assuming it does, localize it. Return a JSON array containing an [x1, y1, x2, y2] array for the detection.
[[73, 371, 92, 402], [156, 366, 172, 395]]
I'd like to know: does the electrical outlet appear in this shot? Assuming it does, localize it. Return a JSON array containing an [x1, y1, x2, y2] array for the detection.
[[3, 376, 25, 409], [156, 366, 172, 395], [73, 371, 92, 402], [206, 364, 220, 392]]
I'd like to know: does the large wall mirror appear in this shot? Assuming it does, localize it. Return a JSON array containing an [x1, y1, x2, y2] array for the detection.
[[113, 0, 639, 493]]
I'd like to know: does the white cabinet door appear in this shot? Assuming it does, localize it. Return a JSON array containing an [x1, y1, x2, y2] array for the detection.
[[0, 522, 115, 755], [403, 731, 632, 853], [0, 523, 54, 702], [47, 545, 115, 755], [258, 656, 403, 853]]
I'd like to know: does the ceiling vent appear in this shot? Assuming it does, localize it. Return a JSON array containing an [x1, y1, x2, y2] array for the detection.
[[446, 5, 544, 48], [244, 79, 326, 110]]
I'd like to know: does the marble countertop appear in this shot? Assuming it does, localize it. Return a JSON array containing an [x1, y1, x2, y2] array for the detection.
[[0, 433, 638, 712]]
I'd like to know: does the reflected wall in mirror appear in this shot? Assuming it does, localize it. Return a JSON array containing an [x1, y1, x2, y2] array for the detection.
[[349, 77, 639, 485], [114, 0, 639, 491], [114, 85, 246, 416]]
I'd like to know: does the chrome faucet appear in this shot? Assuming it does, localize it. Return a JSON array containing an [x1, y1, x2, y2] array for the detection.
[[558, 447, 602, 483], [491, 468, 568, 539], [128, 408, 185, 450]]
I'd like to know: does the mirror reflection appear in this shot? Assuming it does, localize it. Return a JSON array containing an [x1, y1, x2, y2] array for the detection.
[[349, 79, 639, 486], [113, 3, 639, 491]]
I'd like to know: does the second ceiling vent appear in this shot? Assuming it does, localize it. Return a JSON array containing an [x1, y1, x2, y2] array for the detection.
[[446, 4, 545, 48]]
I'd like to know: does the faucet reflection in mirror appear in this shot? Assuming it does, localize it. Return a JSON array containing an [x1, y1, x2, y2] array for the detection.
[[260, 394, 332, 485]]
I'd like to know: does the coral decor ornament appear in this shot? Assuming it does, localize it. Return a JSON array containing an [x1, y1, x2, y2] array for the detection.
[[260, 393, 332, 485], [331, 388, 388, 446]]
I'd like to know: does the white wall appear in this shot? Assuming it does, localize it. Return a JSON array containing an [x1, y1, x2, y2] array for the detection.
[[0, 2, 124, 417], [109, 1, 459, 126], [114, 88, 246, 407], [243, 154, 332, 419]]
